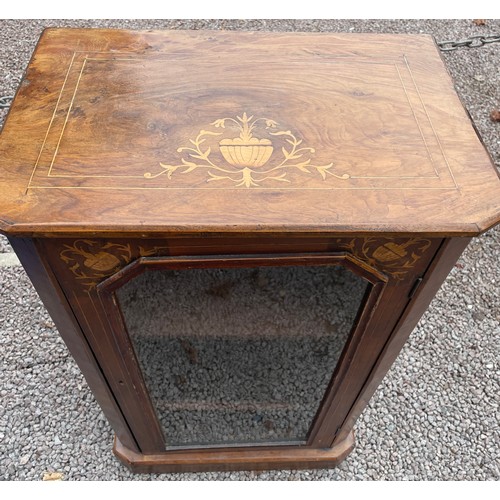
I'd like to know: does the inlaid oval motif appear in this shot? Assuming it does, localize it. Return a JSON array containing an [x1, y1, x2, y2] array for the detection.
[[60, 240, 171, 291], [60, 240, 134, 290], [372, 242, 409, 262], [83, 252, 121, 271]]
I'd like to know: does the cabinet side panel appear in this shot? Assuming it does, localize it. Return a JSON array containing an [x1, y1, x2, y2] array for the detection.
[[334, 237, 470, 444], [8, 236, 140, 453]]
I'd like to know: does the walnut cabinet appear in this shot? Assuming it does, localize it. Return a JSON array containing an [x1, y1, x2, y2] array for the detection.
[[1, 29, 499, 472]]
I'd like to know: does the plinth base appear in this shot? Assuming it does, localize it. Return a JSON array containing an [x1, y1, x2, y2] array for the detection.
[[113, 431, 355, 474]]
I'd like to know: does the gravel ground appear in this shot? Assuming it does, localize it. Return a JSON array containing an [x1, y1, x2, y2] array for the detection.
[[118, 266, 364, 447], [0, 19, 499, 481]]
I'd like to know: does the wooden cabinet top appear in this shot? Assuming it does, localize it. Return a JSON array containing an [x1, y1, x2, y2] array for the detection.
[[0, 28, 499, 237]]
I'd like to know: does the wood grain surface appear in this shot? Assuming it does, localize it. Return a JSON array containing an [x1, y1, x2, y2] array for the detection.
[[0, 29, 498, 236]]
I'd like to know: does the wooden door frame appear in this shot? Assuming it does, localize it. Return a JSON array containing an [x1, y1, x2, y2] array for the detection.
[[95, 252, 388, 452]]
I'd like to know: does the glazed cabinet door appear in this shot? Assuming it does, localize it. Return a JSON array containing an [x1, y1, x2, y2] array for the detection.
[[36, 236, 441, 455]]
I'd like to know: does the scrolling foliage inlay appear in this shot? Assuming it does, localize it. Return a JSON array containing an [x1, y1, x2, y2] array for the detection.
[[145, 112, 350, 188], [59, 237, 432, 291], [341, 237, 432, 281], [60, 240, 169, 291]]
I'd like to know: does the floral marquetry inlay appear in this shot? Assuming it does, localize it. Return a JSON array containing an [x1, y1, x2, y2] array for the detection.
[[145, 112, 350, 188], [59, 237, 432, 291], [355, 238, 432, 280], [60, 240, 170, 291]]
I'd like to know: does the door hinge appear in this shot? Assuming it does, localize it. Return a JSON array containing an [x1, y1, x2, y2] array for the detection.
[[408, 277, 423, 299]]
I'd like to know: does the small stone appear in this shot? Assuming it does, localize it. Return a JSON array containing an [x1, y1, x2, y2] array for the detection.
[[19, 454, 30, 465], [54, 436, 61, 445], [490, 110, 500, 122], [472, 311, 486, 322], [43, 472, 64, 481]]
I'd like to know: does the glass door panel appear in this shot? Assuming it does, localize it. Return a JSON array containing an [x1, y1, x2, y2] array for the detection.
[[116, 264, 368, 449]]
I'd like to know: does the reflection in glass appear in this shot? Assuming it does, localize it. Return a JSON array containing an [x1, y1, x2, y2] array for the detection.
[[116, 264, 368, 449]]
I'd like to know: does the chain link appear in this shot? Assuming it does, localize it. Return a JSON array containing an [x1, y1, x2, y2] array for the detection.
[[0, 95, 13, 109], [437, 34, 500, 51]]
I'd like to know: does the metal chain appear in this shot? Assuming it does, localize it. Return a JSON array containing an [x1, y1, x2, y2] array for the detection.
[[437, 34, 500, 51], [0, 95, 13, 109]]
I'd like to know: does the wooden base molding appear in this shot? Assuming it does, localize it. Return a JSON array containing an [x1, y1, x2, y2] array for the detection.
[[113, 431, 356, 473]]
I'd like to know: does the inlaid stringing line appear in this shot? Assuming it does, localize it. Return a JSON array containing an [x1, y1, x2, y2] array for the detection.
[[395, 62, 439, 178], [25, 52, 77, 193], [28, 185, 459, 191], [28, 53, 457, 191], [47, 57, 88, 177], [404, 55, 459, 189]]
